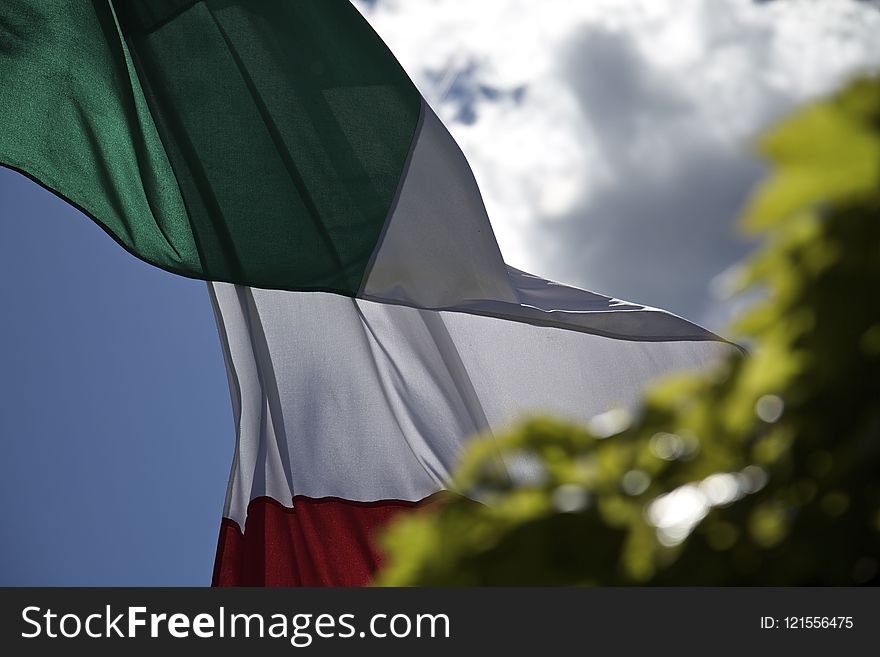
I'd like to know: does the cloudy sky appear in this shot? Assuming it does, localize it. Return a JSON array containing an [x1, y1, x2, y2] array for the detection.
[[2, 0, 879, 586], [356, 0, 880, 328]]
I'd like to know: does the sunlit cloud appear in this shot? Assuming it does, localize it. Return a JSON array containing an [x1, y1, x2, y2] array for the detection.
[[355, 0, 880, 328]]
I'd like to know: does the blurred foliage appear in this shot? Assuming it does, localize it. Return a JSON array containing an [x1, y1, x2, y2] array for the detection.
[[376, 76, 880, 586]]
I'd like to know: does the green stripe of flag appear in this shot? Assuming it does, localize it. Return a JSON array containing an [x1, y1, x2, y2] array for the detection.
[[1, 0, 422, 295]]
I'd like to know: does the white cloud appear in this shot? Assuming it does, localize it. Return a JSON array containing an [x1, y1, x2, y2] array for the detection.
[[355, 0, 880, 328]]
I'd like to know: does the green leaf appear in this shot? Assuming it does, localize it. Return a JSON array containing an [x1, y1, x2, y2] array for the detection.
[[742, 78, 880, 232]]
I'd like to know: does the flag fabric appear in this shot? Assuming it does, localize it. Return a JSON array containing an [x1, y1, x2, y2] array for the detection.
[[1, 0, 735, 586]]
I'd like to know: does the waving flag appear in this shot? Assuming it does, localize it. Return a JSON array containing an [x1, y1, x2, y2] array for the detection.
[[0, 0, 734, 585]]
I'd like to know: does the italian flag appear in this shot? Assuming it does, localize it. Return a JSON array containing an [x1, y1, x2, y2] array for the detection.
[[0, 0, 733, 586]]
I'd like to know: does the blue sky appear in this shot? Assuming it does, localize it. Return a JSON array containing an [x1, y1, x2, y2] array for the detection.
[[2, 0, 880, 585], [0, 168, 233, 585]]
